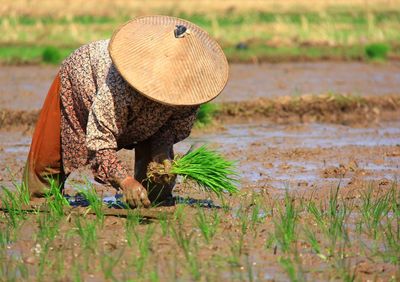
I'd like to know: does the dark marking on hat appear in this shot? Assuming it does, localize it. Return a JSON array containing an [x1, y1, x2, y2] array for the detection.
[[174, 25, 187, 38]]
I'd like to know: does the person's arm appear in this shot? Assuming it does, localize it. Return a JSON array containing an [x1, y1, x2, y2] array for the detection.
[[86, 73, 150, 208]]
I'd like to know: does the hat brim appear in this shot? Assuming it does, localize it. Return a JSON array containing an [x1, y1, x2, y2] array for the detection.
[[108, 15, 229, 106]]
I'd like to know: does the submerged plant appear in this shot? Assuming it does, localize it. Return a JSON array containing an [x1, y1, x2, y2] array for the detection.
[[147, 145, 239, 197]]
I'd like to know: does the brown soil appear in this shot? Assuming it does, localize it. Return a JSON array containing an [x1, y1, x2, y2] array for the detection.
[[1, 94, 399, 130], [0, 63, 399, 281]]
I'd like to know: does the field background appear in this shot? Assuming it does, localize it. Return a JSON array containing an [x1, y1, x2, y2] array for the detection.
[[1, 0, 400, 63]]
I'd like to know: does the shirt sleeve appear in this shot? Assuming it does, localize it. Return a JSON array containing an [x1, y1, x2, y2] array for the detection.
[[149, 105, 199, 151], [86, 68, 132, 186]]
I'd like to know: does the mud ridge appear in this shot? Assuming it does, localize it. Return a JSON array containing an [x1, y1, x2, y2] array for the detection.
[[217, 94, 400, 124], [1, 94, 399, 130]]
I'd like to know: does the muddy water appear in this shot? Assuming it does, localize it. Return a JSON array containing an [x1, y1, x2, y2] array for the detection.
[[184, 121, 400, 189], [1, 62, 400, 110], [2, 120, 399, 193]]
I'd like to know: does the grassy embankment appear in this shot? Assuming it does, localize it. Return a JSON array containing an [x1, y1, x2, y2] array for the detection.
[[0, 2, 399, 64]]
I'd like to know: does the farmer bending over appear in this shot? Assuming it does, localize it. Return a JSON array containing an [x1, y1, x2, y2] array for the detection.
[[22, 16, 229, 208]]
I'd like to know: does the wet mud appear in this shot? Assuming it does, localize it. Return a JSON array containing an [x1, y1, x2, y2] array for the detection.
[[1, 62, 400, 109], [0, 63, 400, 281]]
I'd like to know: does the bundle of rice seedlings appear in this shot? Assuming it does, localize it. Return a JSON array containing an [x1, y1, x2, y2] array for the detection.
[[147, 145, 239, 196]]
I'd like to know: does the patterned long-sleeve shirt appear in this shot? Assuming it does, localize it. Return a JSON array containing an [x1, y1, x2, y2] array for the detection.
[[59, 39, 198, 185]]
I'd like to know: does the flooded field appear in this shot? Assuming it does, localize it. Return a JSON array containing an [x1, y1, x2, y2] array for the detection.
[[0, 63, 399, 281], [1, 62, 400, 110]]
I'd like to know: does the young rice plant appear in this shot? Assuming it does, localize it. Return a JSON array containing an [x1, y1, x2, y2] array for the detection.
[[147, 145, 239, 197]]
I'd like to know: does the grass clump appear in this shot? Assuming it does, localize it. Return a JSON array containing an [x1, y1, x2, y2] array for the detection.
[[195, 103, 219, 128], [147, 145, 239, 197], [42, 46, 62, 64], [365, 43, 390, 60]]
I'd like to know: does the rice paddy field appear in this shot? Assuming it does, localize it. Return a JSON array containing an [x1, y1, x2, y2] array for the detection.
[[1, 0, 400, 63], [1, 0, 400, 281]]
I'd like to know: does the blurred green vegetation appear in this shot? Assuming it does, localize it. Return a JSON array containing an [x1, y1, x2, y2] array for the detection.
[[0, 9, 399, 64], [195, 103, 220, 128], [365, 43, 390, 60]]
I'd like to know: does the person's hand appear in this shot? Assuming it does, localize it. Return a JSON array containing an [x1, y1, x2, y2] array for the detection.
[[120, 176, 151, 208]]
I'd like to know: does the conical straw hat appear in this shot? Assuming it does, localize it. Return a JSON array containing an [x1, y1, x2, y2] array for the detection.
[[108, 15, 229, 106]]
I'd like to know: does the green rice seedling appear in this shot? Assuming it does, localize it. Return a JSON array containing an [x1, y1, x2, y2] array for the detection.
[[245, 255, 254, 282], [158, 211, 169, 236], [0, 187, 25, 229], [381, 223, 400, 264], [36, 212, 60, 243], [228, 211, 248, 266], [273, 191, 298, 253], [332, 239, 356, 282], [173, 204, 186, 224], [0, 255, 29, 282], [125, 209, 141, 245], [44, 178, 69, 218], [170, 223, 201, 280], [195, 103, 219, 128], [365, 43, 390, 60], [100, 250, 124, 282], [74, 217, 97, 251], [304, 227, 327, 261], [379, 189, 400, 265], [360, 186, 391, 239], [4, 168, 29, 206], [42, 46, 62, 64], [195, 207, 220, 244], [279, 256, 303, 282], [78, 184, 104, 224], [250, 194, 266, 233], [186, 241, 201, 281], [37, 242, 51, 281], [55, 250, 65, 279], [0, 227, 11, 248], [307, 186, 351, 256], [147, 145, 239, 197], [132, 225, 155, 275], [149, 270, 160, 282], [72, 259, 83, 282], [170, 223, 194, 258]]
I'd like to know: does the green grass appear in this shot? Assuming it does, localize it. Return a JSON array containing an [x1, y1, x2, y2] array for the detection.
[[365, 43, 390, 60], [1, 9, 400, 64], [0, 45, 74, 64], [42, 46, 62, 64], [195, 103, 219, 128]]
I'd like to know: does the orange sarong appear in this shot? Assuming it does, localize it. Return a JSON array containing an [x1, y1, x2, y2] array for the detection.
[[22, 74, 66, 197]]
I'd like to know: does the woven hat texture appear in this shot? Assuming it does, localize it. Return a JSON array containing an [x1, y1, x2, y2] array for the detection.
[[109, 15, 229, 106]]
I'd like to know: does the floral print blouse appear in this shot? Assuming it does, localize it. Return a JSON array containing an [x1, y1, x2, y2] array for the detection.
[[59, 39, 198, 184]]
